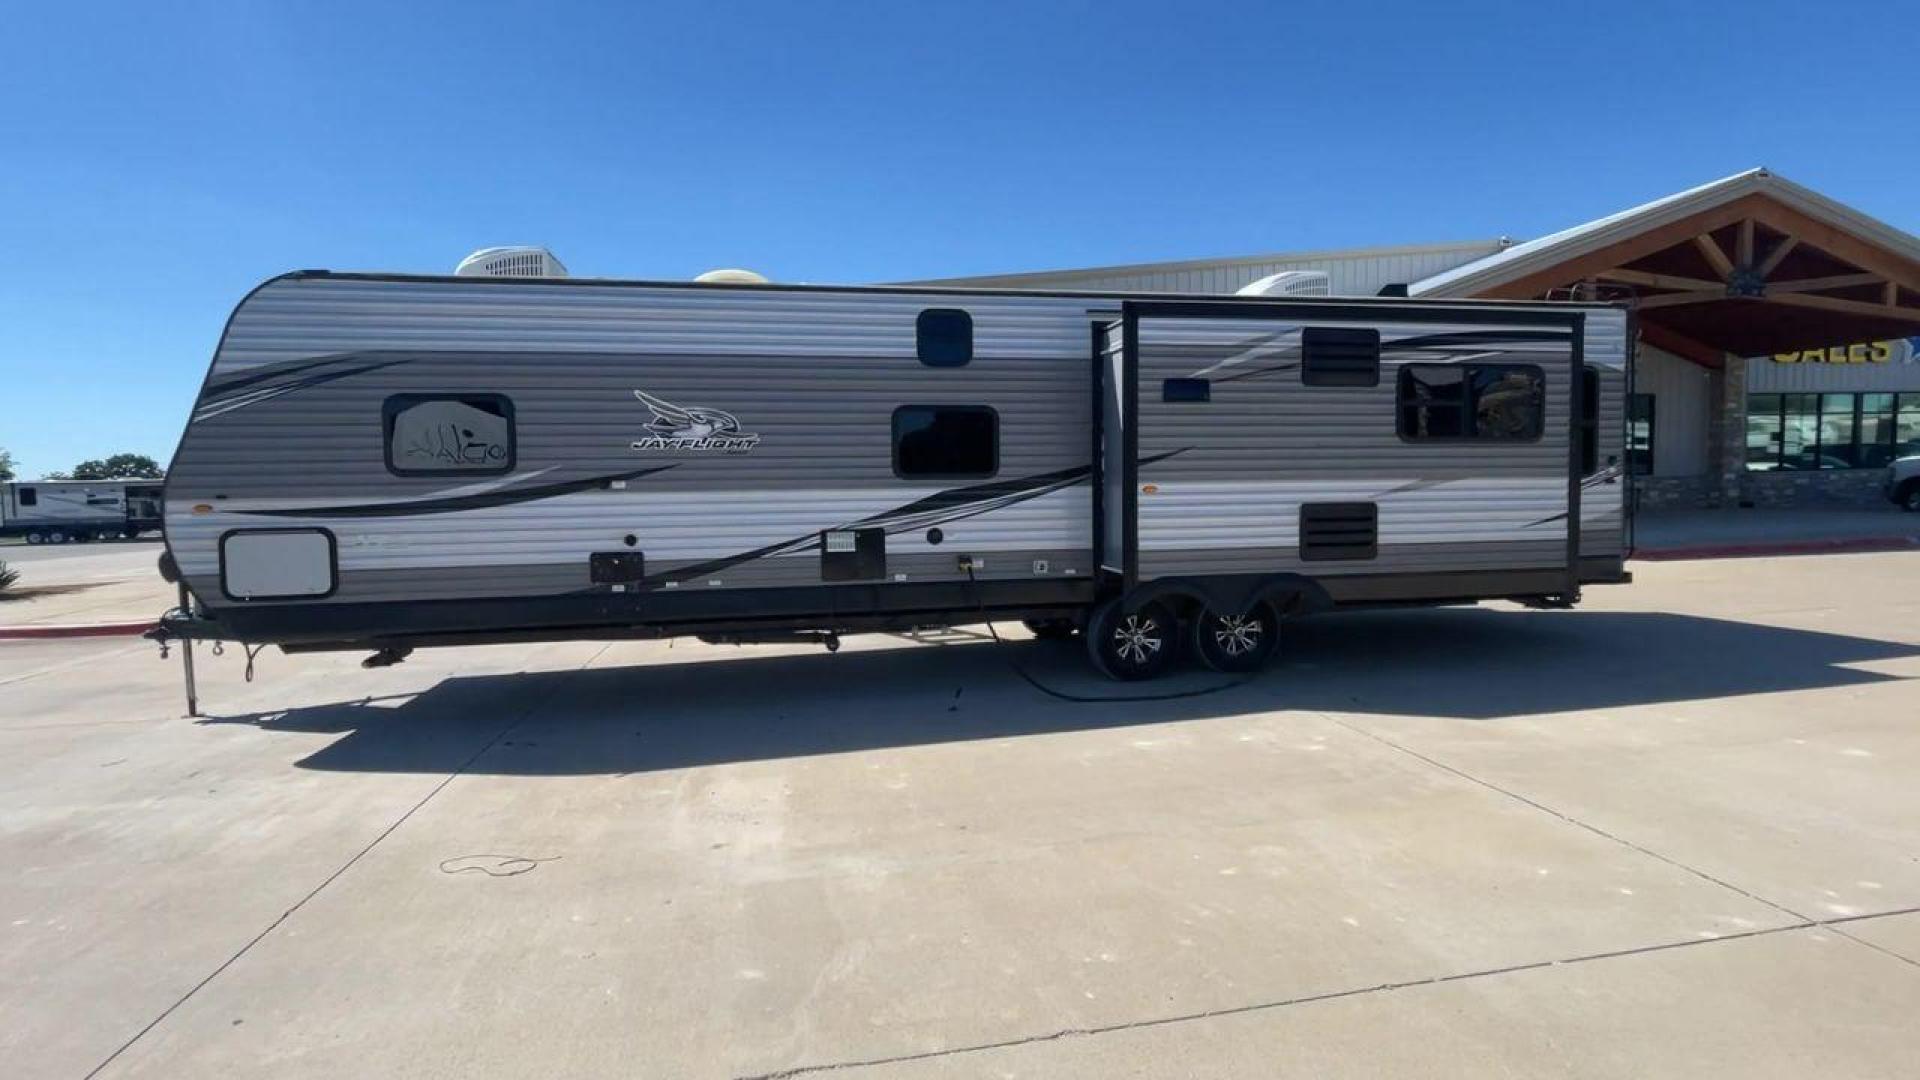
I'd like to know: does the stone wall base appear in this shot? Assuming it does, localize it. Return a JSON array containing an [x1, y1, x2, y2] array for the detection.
[[1739, 470, 1892, 509], [1634, 471, 1891, 510]]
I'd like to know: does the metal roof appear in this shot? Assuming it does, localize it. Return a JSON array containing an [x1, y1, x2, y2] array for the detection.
[[905, 239, 1508, 287], [1410, 167, 1920, 297]]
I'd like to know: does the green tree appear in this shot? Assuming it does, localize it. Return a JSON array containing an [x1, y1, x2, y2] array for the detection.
[[0, 447, 14, 482], [69, 453, 162, 480]]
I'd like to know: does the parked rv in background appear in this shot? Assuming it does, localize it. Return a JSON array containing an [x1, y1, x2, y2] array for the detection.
[[1, 479, 165, 543]]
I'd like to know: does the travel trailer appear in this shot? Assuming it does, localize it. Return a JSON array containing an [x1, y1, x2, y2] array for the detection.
[[2, 479, 164, 543], [152, 270, 1631, 687]]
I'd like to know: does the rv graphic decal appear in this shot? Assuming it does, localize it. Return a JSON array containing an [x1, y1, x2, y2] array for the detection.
[[629, 391, 760, 453]]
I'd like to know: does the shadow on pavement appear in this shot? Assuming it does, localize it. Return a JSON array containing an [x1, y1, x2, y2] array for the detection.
[[201, 607, 1918, 776]]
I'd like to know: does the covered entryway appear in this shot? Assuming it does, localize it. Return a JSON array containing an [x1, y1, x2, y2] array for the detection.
[[1414, 169, 1920, 507]]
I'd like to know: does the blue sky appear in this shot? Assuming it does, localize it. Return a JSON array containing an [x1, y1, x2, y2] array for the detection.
[[2, 1, 1916, 478]]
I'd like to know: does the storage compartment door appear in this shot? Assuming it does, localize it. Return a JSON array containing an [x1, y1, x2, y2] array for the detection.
[[221, 529, 337, 600]]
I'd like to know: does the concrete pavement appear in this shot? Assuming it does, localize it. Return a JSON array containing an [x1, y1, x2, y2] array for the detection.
[[0, 541, 172, 628], [2, 552, 1918, 1077]]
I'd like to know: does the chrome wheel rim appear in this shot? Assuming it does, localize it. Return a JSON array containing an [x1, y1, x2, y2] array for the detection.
[[1211, 615, 1264, 657], [1112, 614, 1163, 666]]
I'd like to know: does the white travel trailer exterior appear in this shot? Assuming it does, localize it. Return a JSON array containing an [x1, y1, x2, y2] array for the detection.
[[154, 272, 1631, 680], [2, 479, 164, 543]]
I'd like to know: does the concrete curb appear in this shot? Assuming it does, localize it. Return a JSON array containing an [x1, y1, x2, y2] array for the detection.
[[1635, 535, 1920, 562], [0, 620, 158, 641]]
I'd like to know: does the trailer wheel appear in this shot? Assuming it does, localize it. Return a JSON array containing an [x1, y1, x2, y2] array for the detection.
[[25, 531, 44, 545], [1022, 618, 1077, 641], [1191, 602, 1279, 674], [49, 530, 69, 545], [1086, 598, 1179, 680]]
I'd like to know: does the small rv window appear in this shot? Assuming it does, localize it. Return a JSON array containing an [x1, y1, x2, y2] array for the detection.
[[385, 394, 515, 476], [17, 487, 36, 507], [1301, 327, 1381, 387], [1162, 378, 1211, 403], [916, 309, 973, 367], [893, 405, 997, 479], [1398, 364, 1544, 442]]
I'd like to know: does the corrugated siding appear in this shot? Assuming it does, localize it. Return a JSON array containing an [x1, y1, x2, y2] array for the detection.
[[923, 244, 1505, 297], [168, 278, 1108, 605], [1130, 313, 1581, 580], [1637, 347, 1714, 477], [1581, 309, 1629, 561]]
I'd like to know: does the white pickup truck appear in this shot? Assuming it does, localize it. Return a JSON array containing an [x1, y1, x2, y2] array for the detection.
[[1888, 455, 1920, 512]]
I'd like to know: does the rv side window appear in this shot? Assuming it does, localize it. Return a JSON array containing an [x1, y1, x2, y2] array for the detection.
[[384, 394, 516, 476], [17, 487, 35, 507], [1397, 364, 1544, 442], [1301, 327, 1381, 387], [916, 309, 973, 367], [892, 405, 997, 479], [1579, 365, 1600, 475]]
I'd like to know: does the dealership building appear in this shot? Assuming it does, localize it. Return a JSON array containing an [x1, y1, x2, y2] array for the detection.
[[920, 168, 1920, 509]]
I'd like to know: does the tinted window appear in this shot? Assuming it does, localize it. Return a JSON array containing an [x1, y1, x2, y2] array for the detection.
[[385, 394, 515, 476], [1473, 367, 1544, 440], [1578, 366, 1600, 475], [916, 309, 973, 367], [893, 405, 997, 478], [1397, 364, 1543, 442], [1396, 365, 1467, 438], [17, 487, 36, 507]]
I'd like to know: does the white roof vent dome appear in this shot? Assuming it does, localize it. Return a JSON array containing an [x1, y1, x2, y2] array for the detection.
[[1235, 270, 1331, 298], [456, 247, 569, 278], [694, 268, 770, 285]]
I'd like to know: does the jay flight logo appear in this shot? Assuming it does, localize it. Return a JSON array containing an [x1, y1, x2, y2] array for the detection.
[[629, 390, 760, 453]]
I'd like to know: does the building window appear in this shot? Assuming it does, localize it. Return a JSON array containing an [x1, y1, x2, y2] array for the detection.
[[1628, 393, 1655, 476], [1860, 394, 1897, 469], [1397, 364, 1544, 441], [893, 405, 997, 478], [17, 487, 36, 507], [1745, 392, 1920, 470], [916, 309, 973, 367], [1899, 393, 1920, 459], [384, 394, 515, 476]]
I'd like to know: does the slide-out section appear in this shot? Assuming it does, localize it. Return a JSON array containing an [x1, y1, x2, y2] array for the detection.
[[1118, 300, 1594, 601]]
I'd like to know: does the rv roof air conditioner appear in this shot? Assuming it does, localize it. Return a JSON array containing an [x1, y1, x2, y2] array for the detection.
[[455, 247, 569, 278], [694, 268, 770, 285], [1235, 270, 1331, 298]]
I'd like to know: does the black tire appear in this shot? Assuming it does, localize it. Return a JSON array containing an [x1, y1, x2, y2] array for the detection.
[[1085, 598, 1179, 681], [1022, 618, 1077, 641], [49, 530, 69, 545], [25, 531, 44, 545], [1191, 602, 1280, 674], [1900, 481, 1920, 513]]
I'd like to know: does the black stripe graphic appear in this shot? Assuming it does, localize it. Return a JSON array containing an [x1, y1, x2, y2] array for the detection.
[[203, 353, 396, 399], [637, 449, 1189, 588], [238, 464, 681, 518], [1382, 330, 1572, 352]]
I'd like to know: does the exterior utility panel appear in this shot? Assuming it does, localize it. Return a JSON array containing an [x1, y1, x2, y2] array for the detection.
[[160, 272, 1628, 671]]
